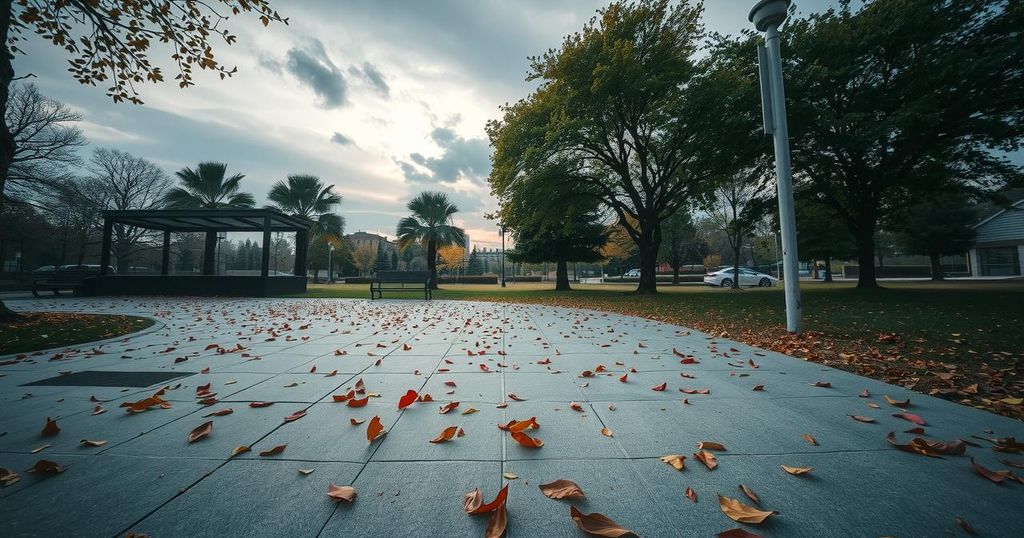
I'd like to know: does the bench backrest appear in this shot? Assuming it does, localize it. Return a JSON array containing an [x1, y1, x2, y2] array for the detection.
[[375, 271, 430, 283]]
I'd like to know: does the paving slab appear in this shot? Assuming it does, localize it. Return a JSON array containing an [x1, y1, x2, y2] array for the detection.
[[2, 297, 1022, 538]]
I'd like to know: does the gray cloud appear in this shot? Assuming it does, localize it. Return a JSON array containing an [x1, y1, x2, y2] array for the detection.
[[330, 132, 355, 146], [397, 128, 491, 186], [348, 61, 390, 97], [284, 39, 347, 108]]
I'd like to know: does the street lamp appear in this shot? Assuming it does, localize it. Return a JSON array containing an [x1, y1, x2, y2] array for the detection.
[[328, 242, 334, 284], [750, 0, 802, 333], [497, 223, 506, 288]]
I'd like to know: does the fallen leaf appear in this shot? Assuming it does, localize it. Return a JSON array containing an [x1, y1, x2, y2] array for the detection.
[[652, 382, 667, 392], [601, 428, 614, 438], [258, 444, 286, 457], [694, 450, 718, 470], [31, 444, 51, 454], [970, 458, 1005, 483], [811, 381, 831, 388], [540, 478, 586, 500], [298, 468, 315, 475], [203, 408, 233, 417], [439, 401, 460, 414], [466, 484, 508, 514], [0, 468, 20, 487], [510, 430, 544, 448], [284, 410, 307, 423], [41, 417, 60, 437], [717, 529, 764, 538], [802, 433, 818, 446], [486, 503, 507, 538], [249, 401, 273, 408], [884, 395, 911, 408], [955, 516, 975, 535], [507, 393, 527, 401], [462, 407, 479, 415], [660, 455, 686, 471], [398, 390, 419, 409], [188, 421, 213, 443], [569, 505, 637, 537], [685, 486, 697, 503], [739, 484, 760, 504], [1001, 397, 1023, 406], [79, 439, 107, 447], [367, 416, 385, 442], [849, 415, 876, 423], [502, 472, 518, 480], [26, 460, 63, 474], [752, 384, 765, 392], [350, 418, 365, 425], [92, 405, 107, 416], [569, 401, 585, 412], [892, 412, 927, 426], [781, 465, 813, 475], [327, 483, 357, 502], [717, 494, 777, 524], [430, 426, 460, 443], [697, 441, 727, 451], [230, 445, 251, 458], [347, 396, 369, 408]]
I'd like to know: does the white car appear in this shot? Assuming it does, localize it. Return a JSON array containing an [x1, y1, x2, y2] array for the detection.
[[703, 267, 777, 288], [623, 268, 641, 277]]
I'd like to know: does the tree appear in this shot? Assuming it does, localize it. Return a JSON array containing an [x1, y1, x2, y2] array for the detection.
[[795, 198, 856, 282], [351, 243, 376, 276], [508, 210, 607, 291], [374, 240, 390, 273], [0, 1, 286, 321], [765, 0, 1024, 288], [307, 234, 340, 282], [47, 180, 104, 265], [437, 245, 466, 278], [466, 248, 483, 276], [488, 0, 758, 293], [3, 83, 85, 203], [267, 174, 344, 274], [396, 191, 466, 289], [87, 148, 169, 273], [164, 162, 255, 275], [895, 193, 977, 280], [706, 171, 772, 289], [600, 223, 637, 277], [658, 211, 704, 285]]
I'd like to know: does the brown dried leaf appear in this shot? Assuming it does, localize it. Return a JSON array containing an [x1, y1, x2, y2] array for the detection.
[[717, 494, 777, 524], [781, 465, 813, 475], [188, 421, 213, 443], [327, 483, 357, 502], [539, 479, 586, 500], [569, 505, 638, 537]]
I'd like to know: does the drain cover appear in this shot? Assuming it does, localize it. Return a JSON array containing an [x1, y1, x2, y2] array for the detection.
[[21, 371, 193, 388]]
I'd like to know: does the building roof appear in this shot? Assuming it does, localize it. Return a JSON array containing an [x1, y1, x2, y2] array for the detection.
[[102, 209, 310, 232]]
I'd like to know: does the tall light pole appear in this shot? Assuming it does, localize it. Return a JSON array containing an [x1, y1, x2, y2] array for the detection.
[[498, 223, 506, 288], [750, 0, 801, 333], [327, 242, 334, 284]]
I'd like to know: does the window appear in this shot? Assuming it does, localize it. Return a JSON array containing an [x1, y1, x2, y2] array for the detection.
[[978, 246, 1021, 276]]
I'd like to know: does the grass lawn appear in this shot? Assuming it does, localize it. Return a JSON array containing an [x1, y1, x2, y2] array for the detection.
[[300, 279, 1024, 419], [0, 312, 155, 356]]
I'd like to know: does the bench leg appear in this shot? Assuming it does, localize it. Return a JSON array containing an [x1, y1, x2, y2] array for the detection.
[[53, 289, 61, 296]]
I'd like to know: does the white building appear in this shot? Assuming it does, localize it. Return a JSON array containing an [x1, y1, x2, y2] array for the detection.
[[968, 197, 1024, 277]]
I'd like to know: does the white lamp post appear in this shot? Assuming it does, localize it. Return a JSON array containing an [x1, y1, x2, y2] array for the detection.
[[328, 242, 334, 284], [750, 0, 802, 333]]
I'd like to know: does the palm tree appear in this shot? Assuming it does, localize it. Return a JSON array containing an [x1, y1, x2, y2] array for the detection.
[[396, 191, 466, 289], [164, 162, 255, 275], [267, 174, 345, 273]]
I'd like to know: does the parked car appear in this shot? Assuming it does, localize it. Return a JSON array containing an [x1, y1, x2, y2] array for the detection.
[[623, 268, 641, 277], [31, 265, 57, 276], [704, 267, 777, 288]]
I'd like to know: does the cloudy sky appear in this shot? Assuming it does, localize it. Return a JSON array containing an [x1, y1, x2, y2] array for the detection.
[[17, 0, 842, 249]]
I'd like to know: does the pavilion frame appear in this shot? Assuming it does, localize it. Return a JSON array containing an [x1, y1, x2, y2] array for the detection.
[[99, 208, 311, 277]]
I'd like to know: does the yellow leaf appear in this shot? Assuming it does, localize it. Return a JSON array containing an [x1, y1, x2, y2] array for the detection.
[[781, 465, 813, 475], [717, 494, 777, 524]]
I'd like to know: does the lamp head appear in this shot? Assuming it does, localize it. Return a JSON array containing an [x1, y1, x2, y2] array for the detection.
[[749, 0, 791, 32]]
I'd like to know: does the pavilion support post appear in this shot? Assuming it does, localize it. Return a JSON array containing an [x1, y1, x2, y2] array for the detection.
[[161, 230, 171, 276], [293, 229, 308, 277], [100, 217, 113, 276], [261, 217, 272, 277]]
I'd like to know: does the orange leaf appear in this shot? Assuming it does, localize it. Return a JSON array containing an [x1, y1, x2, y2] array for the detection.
[[601, 428, 614, 438], [350, 418, 365, 425], [802, 433, 818, 446], [439, 401, 460, 414], [507, 393, 526, 401], [230, 445, 250, 458], [540, 479, 586, 500], [694, 450, 718, 470], [417, 393, 434, 402], [717, 494, 777, 524], [188, 421, 213, 443], [466, 484, 508, 515], [284, 410, 307, 422], [259, 444, 286, 457], [510, 430, 544, 448], [660, 454, 686, 471], [569, 505, 637, 537], [203, 408, 233, 417], [569, 402, 585, 412], [499, 417, 539, 432], [347, 396, 369, 408], [327, 483, 357, 502], [652, 382, 667, 391], [697, 441, 727, 451], [739, 484, 760, 504], [685, 486, 697, 503], [399, 390, 419, 408], [430, 426, 460, 443], [367, 416, 385, 442], [41, 417, 60, 437], [619, 374, 628, 383]]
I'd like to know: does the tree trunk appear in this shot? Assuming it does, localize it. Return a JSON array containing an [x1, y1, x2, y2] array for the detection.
[[929, 254, 944, 281], [855, 235, 879, 289], [0, 0, 20, 322], [555, 258, 571, 291], [672, 263, 680, 285], [823, 255, 833, 282], [426, 239, 438, 289], [635, 219, 661, 294], [202, 231, 217, 275]]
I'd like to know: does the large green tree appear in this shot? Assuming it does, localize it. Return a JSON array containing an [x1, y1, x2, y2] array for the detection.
[[658, 210, 705, 285], [267, 174, 344, 275], [488, 0, 754, 294], [0, 0, 286, 320], [396, 191, 465, 290], [508, 209, 608, 291], [775, 0, 1024, 288], [795, 197, 857, 282], [164, 162, 255, 275], [894, 192, 977, 281]]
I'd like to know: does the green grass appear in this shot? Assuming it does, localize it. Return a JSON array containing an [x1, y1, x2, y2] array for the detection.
[[0, 313, 155, 355]]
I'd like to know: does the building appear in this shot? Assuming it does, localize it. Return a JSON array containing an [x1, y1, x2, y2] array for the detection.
[[346, 232, 397, 254], [968, 197, 1024, 277]]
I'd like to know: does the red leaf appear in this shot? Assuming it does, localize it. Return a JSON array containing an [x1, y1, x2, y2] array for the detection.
[[685, 486, 697, 503], [259, 444, 286, 457], [652, 382, 667, 392], [367, 416, 385, 442], [466, 484, 509, 515], [249, 401, 273, 408], [398, 389, 419, 409], [970, 458, 1006, 483], [347, 396, 369, 408], [284, 410, 307, 423], [510, 430, 544, 448], [430, 426, 460, 443], [892, 412, 927, 426], [188, 421, 213, 443]]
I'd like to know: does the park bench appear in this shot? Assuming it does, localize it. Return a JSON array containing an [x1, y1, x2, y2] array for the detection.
[[32, 267, 100, 297], [370, 271, 432, 300]]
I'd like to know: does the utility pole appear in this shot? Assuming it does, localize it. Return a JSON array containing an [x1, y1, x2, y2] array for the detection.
[[499, 224, 506, 288], [750, 0, 802, 333]]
